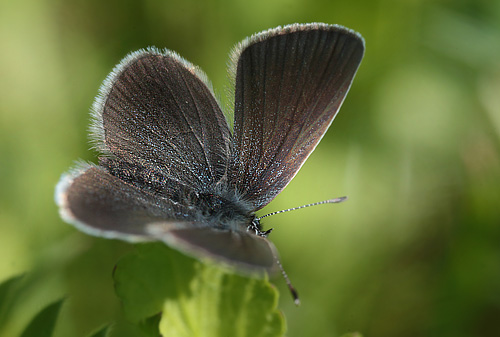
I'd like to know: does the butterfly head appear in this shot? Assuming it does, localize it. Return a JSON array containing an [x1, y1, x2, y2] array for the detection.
[[247, 217, 273, 238]]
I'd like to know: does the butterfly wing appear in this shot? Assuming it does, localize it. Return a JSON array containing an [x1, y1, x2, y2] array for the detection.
[[56, 163, 193, 241], [92, 48, 231, 192], [57, 163, 277, 272], [229, 23, 365, 210], [149, 226, 278, 273]]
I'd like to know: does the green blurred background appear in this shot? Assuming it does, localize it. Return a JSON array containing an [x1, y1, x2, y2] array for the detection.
[[1, 0, 499, 336]]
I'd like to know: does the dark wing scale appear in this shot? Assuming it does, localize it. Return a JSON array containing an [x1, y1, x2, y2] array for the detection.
[[94, 49, 231, 193], [229, 24, 365, 210]]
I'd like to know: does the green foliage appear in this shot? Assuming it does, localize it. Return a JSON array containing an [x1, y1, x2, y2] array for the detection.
[[19, 298, 64, 337], [0, 274, 24, 329], [113, 243, 285, 337], [87, 325, 111, 337], [113, 243, 196, 323]]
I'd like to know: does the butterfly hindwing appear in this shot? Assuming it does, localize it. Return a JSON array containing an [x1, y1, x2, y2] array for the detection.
[[57, 163, 278, 272], [149, 226, 279, 273], [56, 163, 194, 241]]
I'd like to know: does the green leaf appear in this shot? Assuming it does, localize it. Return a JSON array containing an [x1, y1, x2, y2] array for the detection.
[[19, 298, 64, 337], [113, 242, 197, 323], [137, 314, 162, 337], [159, 263, 285, 337], [340, 333, 363, 337], [87, 325, 111, 337], [113, 242, 285, 337], [0, 274, 25, 328]]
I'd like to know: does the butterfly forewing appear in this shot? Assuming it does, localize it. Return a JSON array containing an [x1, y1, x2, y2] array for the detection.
[[94, 49, 231, 192], [229, 24, 365, 210]]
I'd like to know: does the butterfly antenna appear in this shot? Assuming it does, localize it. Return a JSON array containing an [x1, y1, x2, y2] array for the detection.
[[256, 196, 347, 221], [260, 197, 347, 305], [276, 257, 300, 306]]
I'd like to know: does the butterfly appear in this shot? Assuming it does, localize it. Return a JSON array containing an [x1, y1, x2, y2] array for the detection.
[[55, 23, 364, 302]]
